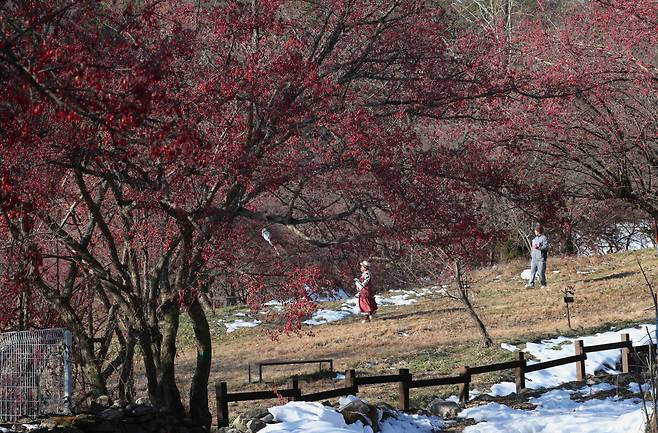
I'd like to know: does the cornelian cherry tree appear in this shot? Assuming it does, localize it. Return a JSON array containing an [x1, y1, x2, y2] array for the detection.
[[502, 0, 658, 220], [0, 0, 547, 426]]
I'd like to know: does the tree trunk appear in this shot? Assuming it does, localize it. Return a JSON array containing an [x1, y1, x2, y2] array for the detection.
[[461, 291, 494, 347], [136, 325, 160, 403], [17, 287, 30, 330], [118, 332, 136, 401], [187, 298, 212, 428], [53, 300, 108, 397], [453, 260, 493, 348], [564, 232, 576, 255], [199, 292, 214, 313], [156, 299, 185, 416]]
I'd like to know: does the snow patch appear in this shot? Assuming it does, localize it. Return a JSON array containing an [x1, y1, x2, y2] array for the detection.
[[628, 382, 652, 394], [500, 324, 656, 389], [500, 343, 517, 352], [225, 319, 262, 333], [261, 399, 443, 433], [489, 382, 517, 397], [461, 388, 646, 433], [521, 269, 532, 280], [304, 309, 353, 326]]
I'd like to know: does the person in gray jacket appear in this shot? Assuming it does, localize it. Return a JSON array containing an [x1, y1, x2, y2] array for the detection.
[[526, 224, 549, 289]]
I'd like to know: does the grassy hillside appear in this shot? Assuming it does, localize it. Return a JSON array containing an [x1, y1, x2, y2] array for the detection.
[[153, 248, 658, 415]]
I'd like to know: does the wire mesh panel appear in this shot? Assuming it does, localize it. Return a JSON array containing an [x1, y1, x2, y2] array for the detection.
[[0, 328, 71, 422]]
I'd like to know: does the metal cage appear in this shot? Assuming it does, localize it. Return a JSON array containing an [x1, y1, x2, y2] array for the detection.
[[0, 328, 72, 422]]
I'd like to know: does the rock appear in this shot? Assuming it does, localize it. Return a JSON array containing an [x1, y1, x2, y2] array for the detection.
[[91, 420, 118, 433], [132, 405, 156, 417], [30, 428, 77, 433], [60, 403, 73, 416], [86, 402, 107, 415], [342, 411, 372, 428], [112, 399, 127, 408], [95, 395, 111, 407], [339, 399, 379, 433], [376, 402, 398, 421], [426, 399, 461, 418], [246, 419, 267, 433], [73, 413, 98, 428], [100, 408, 123, 421], [231, 414, 249, 433], [243, 407, 270, 420], [39, 419, 58, 429], [134, 415, 155, 424], [260, 414, 274, 423], [135, 397, 152, 406]]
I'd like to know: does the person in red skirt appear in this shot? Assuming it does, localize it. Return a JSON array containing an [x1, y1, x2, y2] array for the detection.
[[354, 260, 377, 323]]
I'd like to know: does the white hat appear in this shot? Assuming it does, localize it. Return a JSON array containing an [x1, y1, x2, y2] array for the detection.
[[360, 261, 370, 268]]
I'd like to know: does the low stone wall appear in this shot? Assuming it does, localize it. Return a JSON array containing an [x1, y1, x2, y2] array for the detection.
[[0, 397, 205, 433]]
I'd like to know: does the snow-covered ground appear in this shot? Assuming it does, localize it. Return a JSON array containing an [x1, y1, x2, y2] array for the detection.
[[260, 397, 443, 433], [487, 324, 656, 394], [301, 287, 447, 326], [458, 324, 654, 432], [461, 385, 646, 433], [254, 384, 648, 433], [224, 318, 262, 333], [222, 286, 447, 332], [252, 325, 653, 432]]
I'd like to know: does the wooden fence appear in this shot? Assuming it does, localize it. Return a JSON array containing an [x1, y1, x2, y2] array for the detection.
[[216, 333, 650, 427]]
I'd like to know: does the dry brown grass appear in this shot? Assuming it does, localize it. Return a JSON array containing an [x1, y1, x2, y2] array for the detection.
[[136, 249, 658, 419]]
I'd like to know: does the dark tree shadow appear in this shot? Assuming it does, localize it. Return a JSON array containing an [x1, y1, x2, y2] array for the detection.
[[583, 271, 636, 283]]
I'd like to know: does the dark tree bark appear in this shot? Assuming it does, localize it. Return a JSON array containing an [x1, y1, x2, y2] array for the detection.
[[187, 298, 212, 428], [156, 299, 185, 416], [119, 332, 136, 401], [17, 287, 29, 331], [51, 297, 109, 397]]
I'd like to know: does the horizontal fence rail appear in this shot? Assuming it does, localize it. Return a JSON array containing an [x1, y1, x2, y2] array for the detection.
[[469, 360, 524, 375], [410, 375, 466, 388], [524, 353, 587, 373], [583, 341, 632, 353], [252, 359, 334, 383], [355, 374, 405, 385], [299, 385, 359, 402], [216, 333, 653, 427]]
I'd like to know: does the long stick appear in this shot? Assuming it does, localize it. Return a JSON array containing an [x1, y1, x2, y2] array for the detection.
[[638, 258, 658, 344]]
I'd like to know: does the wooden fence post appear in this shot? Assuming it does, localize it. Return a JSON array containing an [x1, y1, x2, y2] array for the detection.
[[574, 340, 585, 382], [216, 381, 229, 427], [458, 366, 470, 403], [345, 369, 358, 394], [288, 378, 299, 401], [515, 352, 526, 393], [398, 368, 411, 411], [621, 333, 631, 374]]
